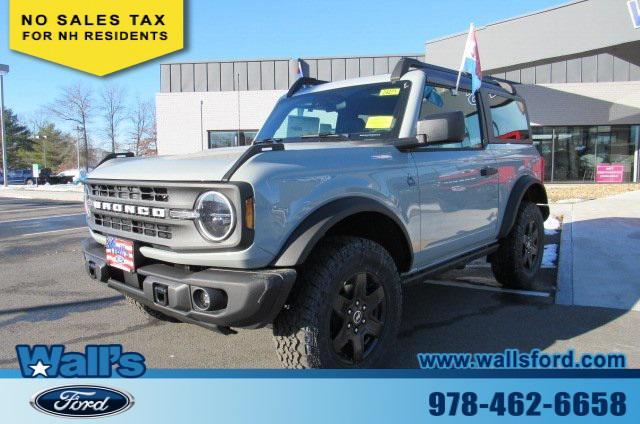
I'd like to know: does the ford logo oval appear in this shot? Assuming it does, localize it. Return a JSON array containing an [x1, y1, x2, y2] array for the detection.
[[30, 385, 134, 418]]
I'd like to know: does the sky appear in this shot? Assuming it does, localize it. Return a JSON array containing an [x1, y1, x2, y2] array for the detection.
[[0, 0, 563, 140]]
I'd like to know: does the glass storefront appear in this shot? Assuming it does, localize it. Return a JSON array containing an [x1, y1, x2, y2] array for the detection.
[[532, 125, 639, 183], [208, 130, 259, 148]]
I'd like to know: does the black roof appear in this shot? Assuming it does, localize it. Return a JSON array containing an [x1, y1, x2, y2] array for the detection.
[[391, 58, 517, 95]]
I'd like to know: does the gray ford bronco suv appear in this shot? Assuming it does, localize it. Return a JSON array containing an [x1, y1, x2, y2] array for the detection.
[[82, 58, 548, 368]]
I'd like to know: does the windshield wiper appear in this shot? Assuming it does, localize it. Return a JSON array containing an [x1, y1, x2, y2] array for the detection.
[[299, 133, 350, 140], [255, 137, 283, 144]]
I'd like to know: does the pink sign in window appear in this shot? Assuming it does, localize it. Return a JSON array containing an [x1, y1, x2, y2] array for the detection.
[[596, 164, 625, 183]]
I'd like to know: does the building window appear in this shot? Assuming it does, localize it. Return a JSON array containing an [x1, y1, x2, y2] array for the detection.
[[208, 130, 259, 148], [532, 125, 639, 183], [243, 131, 258, 145]]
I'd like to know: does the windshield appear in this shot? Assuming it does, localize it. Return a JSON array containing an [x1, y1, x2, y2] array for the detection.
[[256, 81, 411, 142]]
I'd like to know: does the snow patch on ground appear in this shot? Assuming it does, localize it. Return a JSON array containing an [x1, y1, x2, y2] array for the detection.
[[0, 185, 83, 201], [0, 184, 83, 192], [541, 244, 558, 268], [544, 216, 562, 235]]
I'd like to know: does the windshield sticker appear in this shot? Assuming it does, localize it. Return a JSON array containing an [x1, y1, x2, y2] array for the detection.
[[365, 115, 394, 129], [379, 88, 400, 96]]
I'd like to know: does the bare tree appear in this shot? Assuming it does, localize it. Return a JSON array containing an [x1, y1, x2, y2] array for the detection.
[[27, 110, 48, 135], [129, 98, 156, 156], [100, 85, 127, 153], [27, 110, 50, 168], [47, 84, 93, 169], [143, 103, 158, 156]]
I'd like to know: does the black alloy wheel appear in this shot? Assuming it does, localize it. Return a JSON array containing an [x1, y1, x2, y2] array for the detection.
[[521, 219, 540, 270], [330, 272, 386, 365], [490, 201, 544, 290], [272, 236, 402, 368]]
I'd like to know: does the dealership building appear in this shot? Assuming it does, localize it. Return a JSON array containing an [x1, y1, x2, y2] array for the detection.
[[157, 0, 640, 183]]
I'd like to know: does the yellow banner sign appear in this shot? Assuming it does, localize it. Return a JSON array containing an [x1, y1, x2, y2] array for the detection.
[[9, 0, 184, 76]]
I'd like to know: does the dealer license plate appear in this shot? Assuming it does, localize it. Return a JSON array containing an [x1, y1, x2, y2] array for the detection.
[[105, 236, 135, 272]]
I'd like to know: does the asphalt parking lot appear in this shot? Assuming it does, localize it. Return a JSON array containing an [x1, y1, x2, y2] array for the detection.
[[1, 197, 639, 368]]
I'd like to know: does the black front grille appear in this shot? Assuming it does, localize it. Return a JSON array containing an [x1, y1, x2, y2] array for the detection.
[[89, 184, 168, 202], [94, 213, 172, 239]]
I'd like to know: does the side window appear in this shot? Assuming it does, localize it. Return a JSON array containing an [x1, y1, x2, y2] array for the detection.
[[419, 85, 483, 149], [488, 94, 530, 141]]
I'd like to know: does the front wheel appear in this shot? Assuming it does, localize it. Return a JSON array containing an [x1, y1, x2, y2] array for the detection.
[[273, 236, 402, 368], [490, 201, 544, 289]]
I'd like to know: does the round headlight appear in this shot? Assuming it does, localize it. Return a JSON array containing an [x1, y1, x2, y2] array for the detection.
[[195, 191, 235, 242]]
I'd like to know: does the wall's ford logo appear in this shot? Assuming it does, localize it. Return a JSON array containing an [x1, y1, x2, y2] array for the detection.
[[30, 385, 134, 418], [92, 200, 166, 218]]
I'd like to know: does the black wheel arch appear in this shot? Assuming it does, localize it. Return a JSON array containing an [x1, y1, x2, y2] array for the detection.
[[272, 197, 413, 273], [498, 175, 549, 239]]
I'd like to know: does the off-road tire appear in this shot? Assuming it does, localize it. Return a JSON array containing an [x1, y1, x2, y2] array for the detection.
[[273, 236, 402, 368], [490, 201, 544, 290], [125, 294, 180, 323]]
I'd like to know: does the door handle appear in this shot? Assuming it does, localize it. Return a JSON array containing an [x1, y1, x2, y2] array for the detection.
[[480, 167, 498, 177]]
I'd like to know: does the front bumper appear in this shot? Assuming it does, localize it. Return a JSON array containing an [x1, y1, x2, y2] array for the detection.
[[82, 239, 296, 331]]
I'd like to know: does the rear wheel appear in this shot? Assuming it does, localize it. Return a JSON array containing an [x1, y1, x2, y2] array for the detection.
[[490, 201, 544, 289], [125, 295, 180, 323], [273, 236, 402, 368]]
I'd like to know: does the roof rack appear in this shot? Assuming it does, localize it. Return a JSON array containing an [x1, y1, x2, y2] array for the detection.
[[286, 77, 327, 97], [390, 58, 456, 81], [390, 57, 517, 94]]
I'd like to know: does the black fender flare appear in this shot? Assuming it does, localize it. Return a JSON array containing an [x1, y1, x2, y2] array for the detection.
[[498, 175, 549, 238], [272, 197, 413, 268]]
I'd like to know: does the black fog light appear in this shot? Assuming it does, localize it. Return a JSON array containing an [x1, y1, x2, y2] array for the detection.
[[192, 287, 227, 312]]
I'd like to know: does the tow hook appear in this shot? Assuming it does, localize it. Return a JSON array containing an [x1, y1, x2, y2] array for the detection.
[[85, 259, 111, 283]]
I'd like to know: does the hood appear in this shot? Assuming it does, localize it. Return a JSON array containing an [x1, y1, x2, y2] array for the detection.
[[87, 146, 249, 182]]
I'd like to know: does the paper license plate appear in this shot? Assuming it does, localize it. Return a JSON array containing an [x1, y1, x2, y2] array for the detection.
[[105, 236, 135, 272]]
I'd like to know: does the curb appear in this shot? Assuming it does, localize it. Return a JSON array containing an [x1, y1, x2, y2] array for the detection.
[[555, 204, 574, 305]]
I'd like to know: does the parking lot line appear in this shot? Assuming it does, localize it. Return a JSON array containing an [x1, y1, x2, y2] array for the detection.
[[425, 280, 551, 298], [17, 227, 87, 238], [0, 204, 82, 214], [0, 212, 85, 223]]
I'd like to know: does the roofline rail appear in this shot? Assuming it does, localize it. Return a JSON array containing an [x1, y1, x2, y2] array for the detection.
[[482, 75, 517, 94], [286, 77, 327, 97], [96, 152, 135, 168], [390, 58, 456, 81], [390, 57, 517, 94]]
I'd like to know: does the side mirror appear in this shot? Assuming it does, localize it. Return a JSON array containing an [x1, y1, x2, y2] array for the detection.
[[416, 111, 466, 145]]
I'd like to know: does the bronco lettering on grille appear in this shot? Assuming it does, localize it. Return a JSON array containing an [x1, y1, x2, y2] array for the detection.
[[92, 201, 166, 218]]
